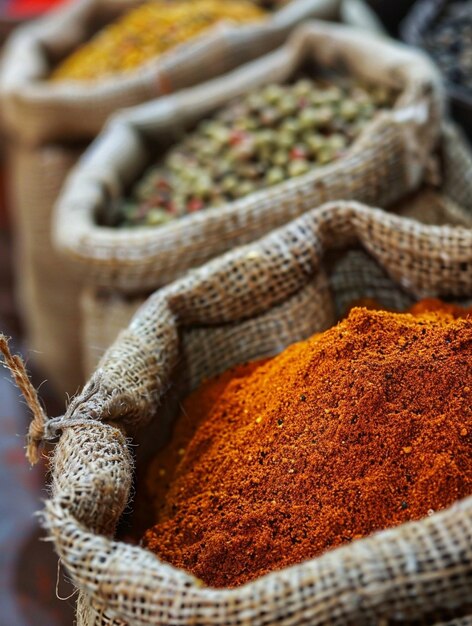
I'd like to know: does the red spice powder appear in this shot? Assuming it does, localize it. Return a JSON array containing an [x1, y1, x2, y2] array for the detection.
[[143, 301, 472, 588]]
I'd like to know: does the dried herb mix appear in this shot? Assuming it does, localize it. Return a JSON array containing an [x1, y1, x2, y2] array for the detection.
[[115, 77, 395, 227], [143, 300, 472, 588], [51, 0, 266, 81]]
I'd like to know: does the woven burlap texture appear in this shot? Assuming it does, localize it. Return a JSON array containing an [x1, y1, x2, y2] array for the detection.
[[0, 0, 353, 146], [8, 142, 85, 394], [54, 21, 443, 293], [40, 198, 472, 625], [79, 122, 472, 376]]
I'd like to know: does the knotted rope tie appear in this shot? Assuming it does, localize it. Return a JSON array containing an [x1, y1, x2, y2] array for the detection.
[[0, 334, 48, 464], [41, 415, 111, 440], [0, 334, 110, 464], [28, 409, 111, 466]]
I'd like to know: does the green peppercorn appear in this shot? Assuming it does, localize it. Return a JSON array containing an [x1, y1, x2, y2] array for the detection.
[[237, 116, 258, 131], [206, 125, 229, 143], [305, 133, 324, 154], [277, 93, 297, 116], [340, 99, 359, 121], [272, 149, 290, 166], [359, 102, 375, 118], [220, 175, 237, 194], [278, 129, 297, 149], [322, 86, 342, 103], [288, 159, 310, 177], [266, 166, 285, 185], [255, 129, 276, 147], [316, 146, 335, 165], [315, 106, 334, 125], [293, 79, 313, 97], [146, 208, 173, 226], [298, 108, 319, 129], [194, 173, 212, 197], [262, 84, 285, 104], [236, 180, 256, 197], [327, 133, 347, 153]]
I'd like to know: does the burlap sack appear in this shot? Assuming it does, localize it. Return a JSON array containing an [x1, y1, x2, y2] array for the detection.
[[0, 0, 360, 146], [7, 142, 86, 393], [32, 196, 472, 625], [79, 122, 472, 376], [81, 288, 142, 377], [54, 21, 443, 294]]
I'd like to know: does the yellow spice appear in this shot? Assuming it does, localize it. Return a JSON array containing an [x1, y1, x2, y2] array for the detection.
[[51, 0, 266, 81]]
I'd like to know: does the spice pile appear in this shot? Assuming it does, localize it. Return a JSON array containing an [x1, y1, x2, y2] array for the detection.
[[423, 2, 472, 94], [119, 77, 395, 227], [51, 0, 266, 81], [143, 300, 472, 588]]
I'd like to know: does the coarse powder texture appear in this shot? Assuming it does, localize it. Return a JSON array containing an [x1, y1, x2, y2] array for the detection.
[[143, 301, 472, 588]]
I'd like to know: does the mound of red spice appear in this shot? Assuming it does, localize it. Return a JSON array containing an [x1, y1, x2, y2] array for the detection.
[[143, 300, 472, 588]]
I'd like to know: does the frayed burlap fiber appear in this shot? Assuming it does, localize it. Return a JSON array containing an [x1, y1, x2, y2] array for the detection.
[[0, 0, 357, 146], [79, 122, 472, 375], [34, 198, 472, 625], [55, 21, 443, 293]]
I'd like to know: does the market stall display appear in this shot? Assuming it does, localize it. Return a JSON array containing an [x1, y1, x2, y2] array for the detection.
[[3, 2, 472, 623]]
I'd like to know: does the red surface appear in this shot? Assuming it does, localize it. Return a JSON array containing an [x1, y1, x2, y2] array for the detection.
[[3, 0, 64, 18]]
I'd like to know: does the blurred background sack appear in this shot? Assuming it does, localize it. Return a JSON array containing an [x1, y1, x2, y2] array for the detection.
[[53, 21, 443, 381], [1, 0, 376, 395]]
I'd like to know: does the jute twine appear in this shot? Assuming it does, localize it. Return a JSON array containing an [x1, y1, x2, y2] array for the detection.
[[0, 335, 48, 464]]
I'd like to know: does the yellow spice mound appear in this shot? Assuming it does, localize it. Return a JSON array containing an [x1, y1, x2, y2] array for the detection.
[[51, 0, 266, 81]]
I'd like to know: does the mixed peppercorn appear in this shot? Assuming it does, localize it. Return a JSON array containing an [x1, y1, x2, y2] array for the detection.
[[51, 0, 266, 81], [423, 2, 472, 95], [116, 77, 395, 227]]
